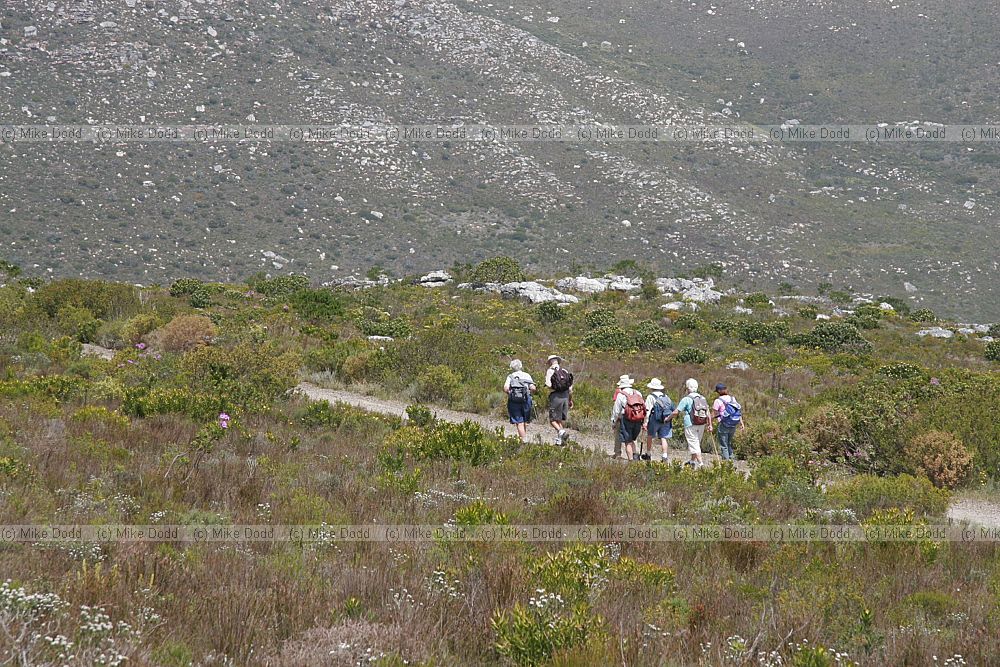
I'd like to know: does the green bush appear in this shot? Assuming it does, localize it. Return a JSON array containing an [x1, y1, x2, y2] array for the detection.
[[632, 320, 671, 351], [32, 279, 140, 320], [121, 313, 163, 345], [582, 325, 631, 353], [710, 318, 740, 335], [585, 308, 617, 330], [470, 256, 525, 284], [354, 307, 411, 338], [986, 341, 1000, 362], [751, 455, 809, 489], [388, 420, 514, 466], [188, 286, 212, 309], [493, 602, 593, 667], [744, 292, 771, 307], [789, 322, 872, 354], [675, 347, 708, 364], [797, 305, 819, 320], [536, 301, 564, 324], [672, 313, 701, 330], [736, 320, 788, 345], [291, 288, 345, 323], [825, 474, 949, 518], [909, 308, 936, 323], [169, 278, 204, 297], [405, 403, 435, 427], [800, 403, 854, 459], [415, 364, 463, 404], [454, 500, 510, 526], [988, 323, 1000, 338], [56, 305, 101, 343]]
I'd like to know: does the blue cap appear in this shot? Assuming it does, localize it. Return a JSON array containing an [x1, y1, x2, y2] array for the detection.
[[715, 383, 727, 392]]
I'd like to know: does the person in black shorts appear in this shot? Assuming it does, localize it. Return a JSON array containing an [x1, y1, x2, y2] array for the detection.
[[544, 354, 573, 445]]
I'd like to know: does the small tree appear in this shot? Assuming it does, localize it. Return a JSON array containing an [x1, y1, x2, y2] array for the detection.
[[470, 256, 526, 284]]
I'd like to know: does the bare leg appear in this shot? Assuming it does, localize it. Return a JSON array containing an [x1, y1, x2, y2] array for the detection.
[[516, 423, 527, 441], [625, 441, 635, 459]]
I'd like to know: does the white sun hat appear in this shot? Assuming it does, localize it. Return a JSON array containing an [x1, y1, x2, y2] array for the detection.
[[647, 378, 665, 391]]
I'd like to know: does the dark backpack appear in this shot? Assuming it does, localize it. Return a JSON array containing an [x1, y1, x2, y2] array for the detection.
[[623, 391, 647, 423], [550, 367, 573, 392], [651, 394, 675, 423], [508, 376, 529, 404], [690, 394, 711, 426], [720, 397, 743, 428]]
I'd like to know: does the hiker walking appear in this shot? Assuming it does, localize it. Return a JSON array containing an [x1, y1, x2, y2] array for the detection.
[[609, 375, 631, 459], [504, 359, 537, 442], [712, 383, 746, 461], [643, 378, 675, 463], [670, 378, 711, 468], [544, 354, 574, 445], [611, 376, 646, 461]]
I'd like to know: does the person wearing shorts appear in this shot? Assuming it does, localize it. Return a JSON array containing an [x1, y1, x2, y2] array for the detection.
[[670, 378, 707, 468], [611, 376, 644, 460], [544, 355, 573, 445], [503, 359, 536, 442], [643, 378, 674, 462]]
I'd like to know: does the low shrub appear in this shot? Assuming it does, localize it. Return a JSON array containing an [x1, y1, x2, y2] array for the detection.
[[674, 347, 708, 364], [582, 325, 631, 353], [121, 312, 163, 345], [585, 308, 617, 330], [789, 322, 872, 354], [672, 313, 701, 330], [744, 292, 771, 307], [800, 403, 854, 459], [387, 420, 515, 466], [909, 308, 937, 323], [825, 474, 949, 518], [405, 403, 435, 427], [986, 340, 1000, 362], [536, 301, 565, 324], [291, 288, 345, 323], [454, 500, 510, 526], [415, 364, 463, 404], [150, 315, 217, 353], [632, 320, 671, 351], [169, 278, 204, 297], [797, 305, 819, 320], [56, 305, 101, 343], [736, 320, 788, 345], [493, 601, 593, 667], [470, 256, 525, 284], [249, 274, 311, 298], [904, 430, 973, 489]]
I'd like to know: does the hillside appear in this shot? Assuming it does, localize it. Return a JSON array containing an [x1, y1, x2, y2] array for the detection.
[[2, 0, 999, 318], [0, 262, 998, 664]]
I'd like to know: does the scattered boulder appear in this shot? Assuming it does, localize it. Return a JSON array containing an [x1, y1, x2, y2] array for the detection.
[[816, 313, 831, 320], [416, 270, 452, 287], [916, 327, 954, 339], [879, 302, 895, 312], [606, 275, 642, 292], [458, 282, 579, 304], [367, 335, 394, 342], [904, 282, 918, 293], [556, 276, 609, 293], [726, 361, 751, 371], [662, 301, 698, 312], [24, 26, 37, 37], [324, 275, 392, 290], [733, 306, 753, 315]]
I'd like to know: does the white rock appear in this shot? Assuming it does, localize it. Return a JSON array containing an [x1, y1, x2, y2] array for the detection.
[[683, 285, 723, 303], [367, 335, 394, 342], [816, 313, 831, 320], [726, 361, 751, 371], [662, 301, 698, 312], [125, 0, 137, 7], [963, 200, 975, 210], [99, 21, 117, 28], [957, 328, 976, 335], [916, 327, 954, 339], [879, 302, 895, 312], [904, 282, 918, 293], [417, 270, 452, 287], [207, 26, 217, 37], [24, 26, 37, 37], [982, 336, 995, 343], [370, 210, 384, 220], [606, 275, 641, 291], [499, 281, 579, 304], [733, 306, 753, 315], [600, 41, 613, 50], [556, 276, 609, 293]]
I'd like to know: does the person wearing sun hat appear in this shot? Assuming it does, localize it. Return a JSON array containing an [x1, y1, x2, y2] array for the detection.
[[544, 354, 573, 445], [608, 374, 632, 458], [611, 375, 646, 460], [643, 378, 675, 462]]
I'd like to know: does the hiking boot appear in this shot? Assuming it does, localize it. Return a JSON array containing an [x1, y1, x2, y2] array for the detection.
[[558, 429, 569, 442]]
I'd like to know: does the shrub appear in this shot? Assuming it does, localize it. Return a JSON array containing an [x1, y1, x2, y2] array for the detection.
[[988, 323, 1000, 338], [789, 322, 872, 354], [909, 308, 936, 323], [121, 312, 163, 345], [797, 305, 819, 320], [744, 292, 770, 307], [169, 278, 204, 297], [536, 301, 564, 324], [188, 286, 212, 309], [31, 279, 140, 319], [632, 320, 671, 351], [470, 256, 525, 284], [454, 500, 510, 526], [750, 455, 807, 489], [876, 362, 928, 381], [150, 315, 217, 353], [405, 403, 435, 427], [800, 403, 854, 459], [291, 288, 345, 323], [354, 307, 411, 338], [736, 320, 788, 345], [493, 602, 592, 667], [56, 305, 101, 343], [415, 364, 463, 404], [389, 421, 514, 465], [825, 474, 949, 518], [585, 308, 617, 329], [710, 318, 740, 335], [986, 341, 1000, 362], [582, 325, 631, 353], [672, 313, 701, 330], [904, 431, 973, 489], [675, 347, 707, 364]]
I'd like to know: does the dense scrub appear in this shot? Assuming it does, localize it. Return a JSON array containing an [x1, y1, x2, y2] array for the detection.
[[0, 267, 997, 665]]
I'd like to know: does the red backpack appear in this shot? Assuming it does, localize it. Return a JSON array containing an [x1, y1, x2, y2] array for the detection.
[[623, 391, 647, 423]]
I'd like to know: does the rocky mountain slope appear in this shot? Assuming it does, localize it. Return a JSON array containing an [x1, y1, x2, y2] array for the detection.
[[1, 0, 998, 318]]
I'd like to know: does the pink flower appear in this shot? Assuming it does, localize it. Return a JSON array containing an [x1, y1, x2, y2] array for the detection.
[[930, 377, 940, 386], [135, 342, 146, 350], [218, 412, 231, 428]]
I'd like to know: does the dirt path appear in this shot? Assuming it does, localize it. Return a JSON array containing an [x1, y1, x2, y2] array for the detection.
[[946, 498, 1000, 529], [295, 381, 745, 468]]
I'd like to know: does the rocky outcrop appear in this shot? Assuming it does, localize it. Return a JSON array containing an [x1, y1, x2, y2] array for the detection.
[[458, 281, 579, 304], [416, 270, 453, 287], [916, 327, 954, 339]]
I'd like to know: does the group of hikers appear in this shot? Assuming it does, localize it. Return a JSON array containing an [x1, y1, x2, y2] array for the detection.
[[503, 355, 747, 466]]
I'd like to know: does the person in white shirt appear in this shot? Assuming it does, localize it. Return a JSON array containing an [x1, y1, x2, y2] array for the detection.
[[669, 378, 709, 468], [503, 359, 536, 442]]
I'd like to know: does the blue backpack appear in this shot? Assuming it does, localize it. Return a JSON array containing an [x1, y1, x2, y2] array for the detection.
[[720, 397, 743, 428], [651, 394, 674, 423]]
